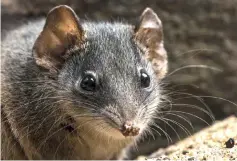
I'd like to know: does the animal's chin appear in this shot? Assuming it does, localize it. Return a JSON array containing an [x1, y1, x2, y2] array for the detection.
[[70, 115, 134, 140], [63, 110, 142, 140], [103, 117, 144, 139], [61, 106, 136, 139], [98, 111, 144, 138], [100, 118, 137, 139]]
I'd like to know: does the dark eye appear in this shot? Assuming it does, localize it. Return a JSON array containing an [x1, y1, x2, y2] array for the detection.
[[80, 74, 96, 92], [140, 69, 150, 88]]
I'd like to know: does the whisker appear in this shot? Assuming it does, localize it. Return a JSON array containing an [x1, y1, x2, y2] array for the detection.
[[167, 65, 222, 77], [175, 48, 217, 57], [150, 122, 172, 144], [161, 110, 210, 126], [170, 92, 214, 119], [154, 117, 181, 141], [199, 96, 237, 107], [171, 103, 215, 122], [161, 117, 192, 137]]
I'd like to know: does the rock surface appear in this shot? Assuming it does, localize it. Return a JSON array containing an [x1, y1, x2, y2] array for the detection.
[[140, 116, 237, 160]]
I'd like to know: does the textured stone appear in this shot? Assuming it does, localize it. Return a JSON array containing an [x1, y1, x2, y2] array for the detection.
[[146, 116, 237, 160]]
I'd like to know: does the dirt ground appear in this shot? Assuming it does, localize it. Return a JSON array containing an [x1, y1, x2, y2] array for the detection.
[[2, 0, 237, 158]]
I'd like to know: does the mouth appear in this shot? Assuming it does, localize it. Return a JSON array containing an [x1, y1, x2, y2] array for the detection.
[[62, 111, 141, 138], [60, 115, 77, 133], [101, 111, 141, 137], [104, 118, 141, 138]]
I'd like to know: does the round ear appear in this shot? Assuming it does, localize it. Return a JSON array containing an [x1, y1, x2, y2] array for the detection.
[[33, 5, 85, 73], [135, 8, 168, 79]]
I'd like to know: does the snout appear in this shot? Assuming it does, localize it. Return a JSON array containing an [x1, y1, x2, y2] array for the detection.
[[120, 121, 140, 137], [101, 107, 143, 137], [102, 110, 141, 137]]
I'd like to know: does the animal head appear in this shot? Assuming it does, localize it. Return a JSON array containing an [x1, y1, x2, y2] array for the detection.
[[33, 5, 167, 139]]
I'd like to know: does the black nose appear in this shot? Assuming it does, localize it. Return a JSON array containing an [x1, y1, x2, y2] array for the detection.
[[120, 121, 140, 137]]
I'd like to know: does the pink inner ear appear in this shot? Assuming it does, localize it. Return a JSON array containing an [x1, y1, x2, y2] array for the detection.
[[134, 9, 168, 79], [32, 5, 85, 72], [142, 21, 161, 29], [140, 8, 162, 30]]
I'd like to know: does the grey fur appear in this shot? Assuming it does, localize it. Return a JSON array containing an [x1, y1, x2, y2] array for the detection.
[[1, 14, 166, 159]]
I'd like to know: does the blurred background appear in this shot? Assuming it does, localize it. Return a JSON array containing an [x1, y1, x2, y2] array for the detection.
[[2, 0, 237, 158]]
